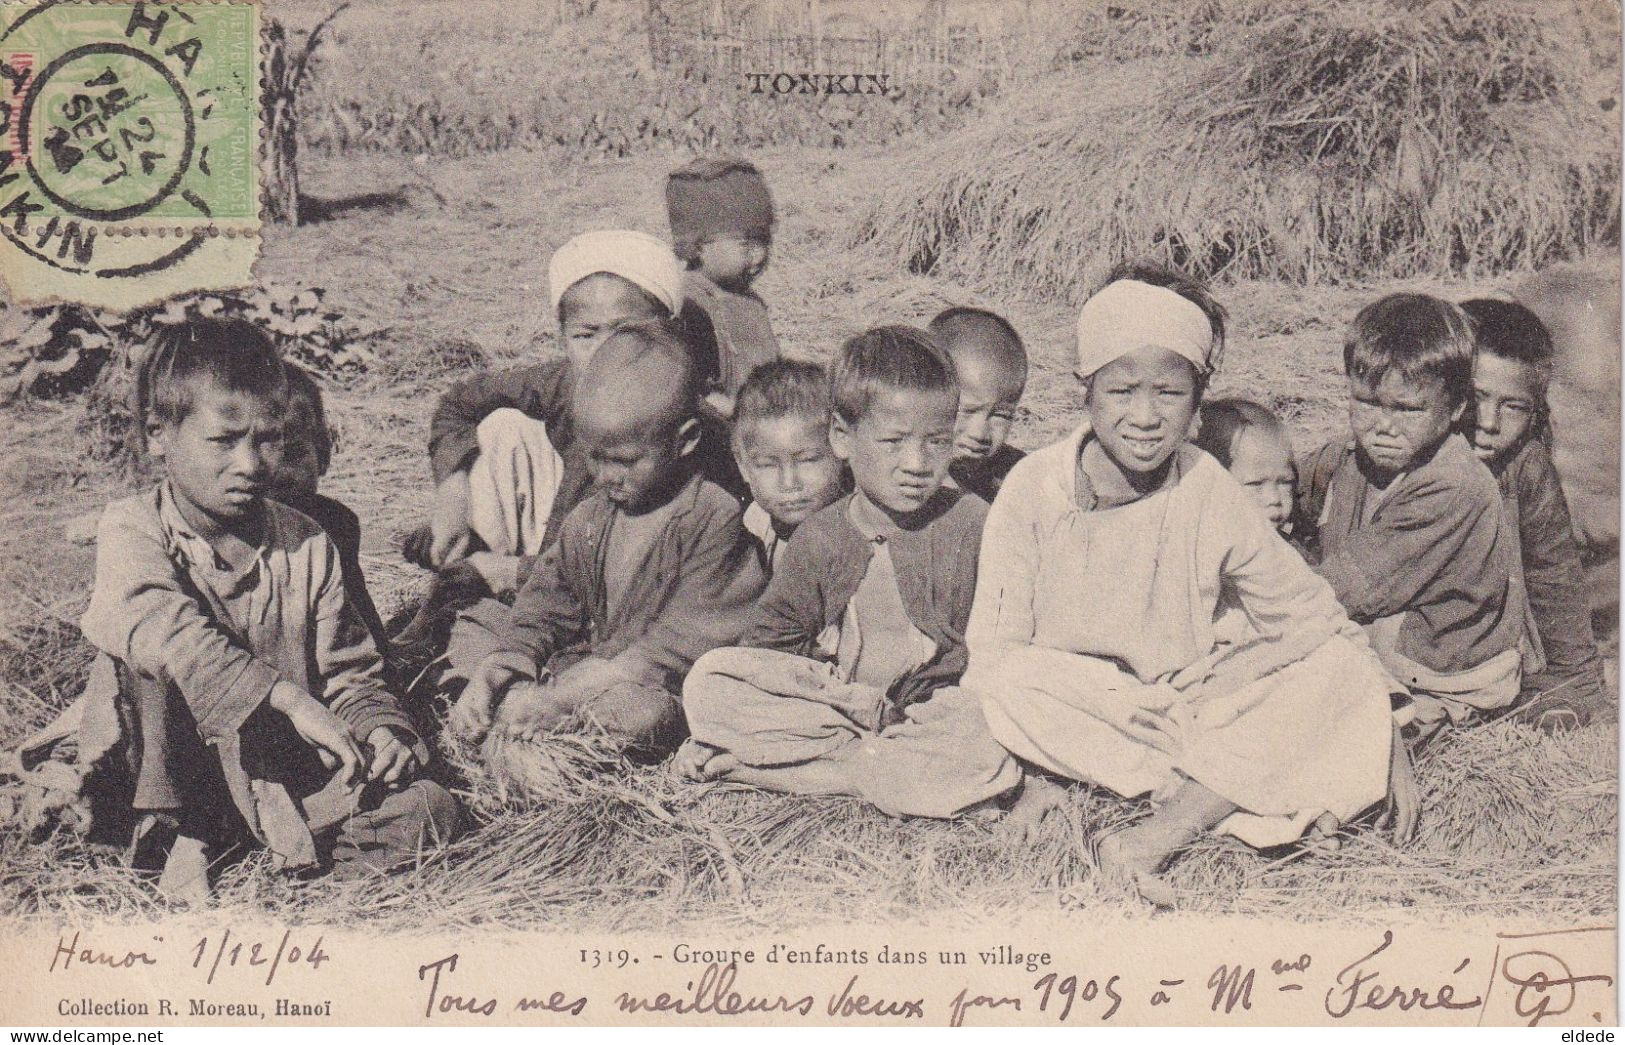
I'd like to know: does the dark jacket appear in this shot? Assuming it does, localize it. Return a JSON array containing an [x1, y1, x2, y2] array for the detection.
[[277, 491, 387, 651], [950, 445, 1026, 505], [497, 472, 766, 694], [1298, 433, 1525, 675], [1493, 436, 1605, 704], [740, 488, 988, 709]]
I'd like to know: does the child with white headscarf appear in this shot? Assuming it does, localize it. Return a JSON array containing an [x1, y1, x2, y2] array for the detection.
[[962, 264, 1407, 906], [399, 231, 743, 669]]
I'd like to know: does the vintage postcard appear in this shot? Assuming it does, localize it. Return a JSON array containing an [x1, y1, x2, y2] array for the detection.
[[0, 0, 1618, 1030]]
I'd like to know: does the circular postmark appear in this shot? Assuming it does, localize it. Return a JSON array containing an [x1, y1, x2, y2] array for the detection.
[[0, 2, 258, 296], [19, 42, 196, 222]]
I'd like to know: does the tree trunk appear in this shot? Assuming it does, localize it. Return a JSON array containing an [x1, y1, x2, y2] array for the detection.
[[263, 18, 300, 225]]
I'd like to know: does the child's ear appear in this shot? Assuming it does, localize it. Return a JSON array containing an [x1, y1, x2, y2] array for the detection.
[[829, 414, 854, 462], [673, 417, 702, 459], [145, 418, 169, 460]]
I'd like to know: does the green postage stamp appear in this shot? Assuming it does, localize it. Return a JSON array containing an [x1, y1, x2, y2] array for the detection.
[[0, 0, 260, 308]]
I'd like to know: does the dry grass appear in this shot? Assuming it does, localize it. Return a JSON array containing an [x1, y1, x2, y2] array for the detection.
[[855, 0, 1620, 292]]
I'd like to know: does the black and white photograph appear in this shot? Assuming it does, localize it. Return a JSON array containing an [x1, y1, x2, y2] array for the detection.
[[0, 0, 1618, 1029]]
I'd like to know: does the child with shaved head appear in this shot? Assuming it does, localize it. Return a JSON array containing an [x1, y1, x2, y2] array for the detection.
[[449, 321, 765, 765], [927, 307, 1029, 503]]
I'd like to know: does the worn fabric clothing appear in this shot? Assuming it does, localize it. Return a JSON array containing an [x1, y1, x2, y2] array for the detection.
[[677, 271, 780, 403], [429, 359, 747, 553], [79, 484, 449, 869], [964, 430, 1393, 849], [275, 491, 387, 650], [837, 537, 938, 690], [1492, 437, 1607, 711], [740, 488, 987, 710], [742, 501, 789, 572], [949, 445, 1025, 504], [1299, 434, 1531, 689], [465, 408, 567, 558], [684, 647, 1019, 819], [492, 472, 766, 696]]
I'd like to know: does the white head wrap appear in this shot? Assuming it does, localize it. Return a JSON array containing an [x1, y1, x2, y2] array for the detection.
[[546, 230, 684, 317], [1074, 279, 1218, 380]]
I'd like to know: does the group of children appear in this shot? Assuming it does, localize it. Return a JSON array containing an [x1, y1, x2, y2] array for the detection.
[[19, 155, 1608, 907]]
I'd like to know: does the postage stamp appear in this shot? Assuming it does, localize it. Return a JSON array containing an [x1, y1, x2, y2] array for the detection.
[[0, 0, 259, 308]]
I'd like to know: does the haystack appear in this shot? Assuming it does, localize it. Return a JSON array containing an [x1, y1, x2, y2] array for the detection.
[[854, 0, 1620, 297]]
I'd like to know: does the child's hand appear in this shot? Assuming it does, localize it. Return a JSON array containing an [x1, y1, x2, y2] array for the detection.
[[429, 471, 473, 568], [273, 683, 364, 785], [1377, 722, 1419, 844], [364, 727, 419, 786], [449, 654, 528, 741]]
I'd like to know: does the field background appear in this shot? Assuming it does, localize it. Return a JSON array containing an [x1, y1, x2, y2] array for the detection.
[[0, 0, 1619, 930]]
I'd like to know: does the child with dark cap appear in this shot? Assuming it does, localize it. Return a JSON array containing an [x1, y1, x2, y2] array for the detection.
[[667, 156, 781, 422]]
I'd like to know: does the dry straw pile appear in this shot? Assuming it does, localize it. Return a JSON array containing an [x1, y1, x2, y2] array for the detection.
[[856, 0, 1621, 294]]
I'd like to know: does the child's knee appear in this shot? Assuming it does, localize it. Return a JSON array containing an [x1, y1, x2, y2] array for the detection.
[[474, 407, 538, 452]]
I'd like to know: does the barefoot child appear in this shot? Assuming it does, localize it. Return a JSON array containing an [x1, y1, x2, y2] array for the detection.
[[927, 307, 1029, 503], [965, 269, 1399, 905], [1194, 398, 1309, 558], [1299, 294, 1535, 736], [449, 322, 765, 766], [79, 319, 459, 898], [732, 359, 846, 570], [679, 327, 1021, 818], [1461, 298, 1607, 727], [667, 156, 780, 421], [273, 365, 387, 648]]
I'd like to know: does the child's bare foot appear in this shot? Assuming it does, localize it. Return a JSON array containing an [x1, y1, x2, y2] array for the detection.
[[1001, 775, 1065, 844], [1305, 811, 1343, 853], [672, 739, 737, 782], [1095, 825, 1178, 908]]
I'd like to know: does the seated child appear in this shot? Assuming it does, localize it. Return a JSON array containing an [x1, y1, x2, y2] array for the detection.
[[273, 364, 387, 649], [1299, 294, 1533, 735], [448, 322, 765, 768], [416, 229, 686, 581], [1194, 397, 1310, 558], [668, 156, 780, 421], [1461, 297, 1608, 727], [965, 268, 1399, 905], [679, 326, 1022, 819], [78, 319, 459, 899], [732, 359, 846, 570], [927, 307, 1029, 502]]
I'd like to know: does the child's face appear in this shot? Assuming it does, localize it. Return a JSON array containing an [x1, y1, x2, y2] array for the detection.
[[1470, 352, 1542, 467], [735, 414, 844, 528], [831, 386, 957, 520], [951, 351, 1023, 463], [559, 275, 667, 375], [1348, 371, 1462, 478], [1228, 428, 1296, 530], [696, 236, 770, 293], [151, 383, 283, 529], [272, 422, 323, 502], [1084, 347, 1200, 476], [579, 413, 692, 514]]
